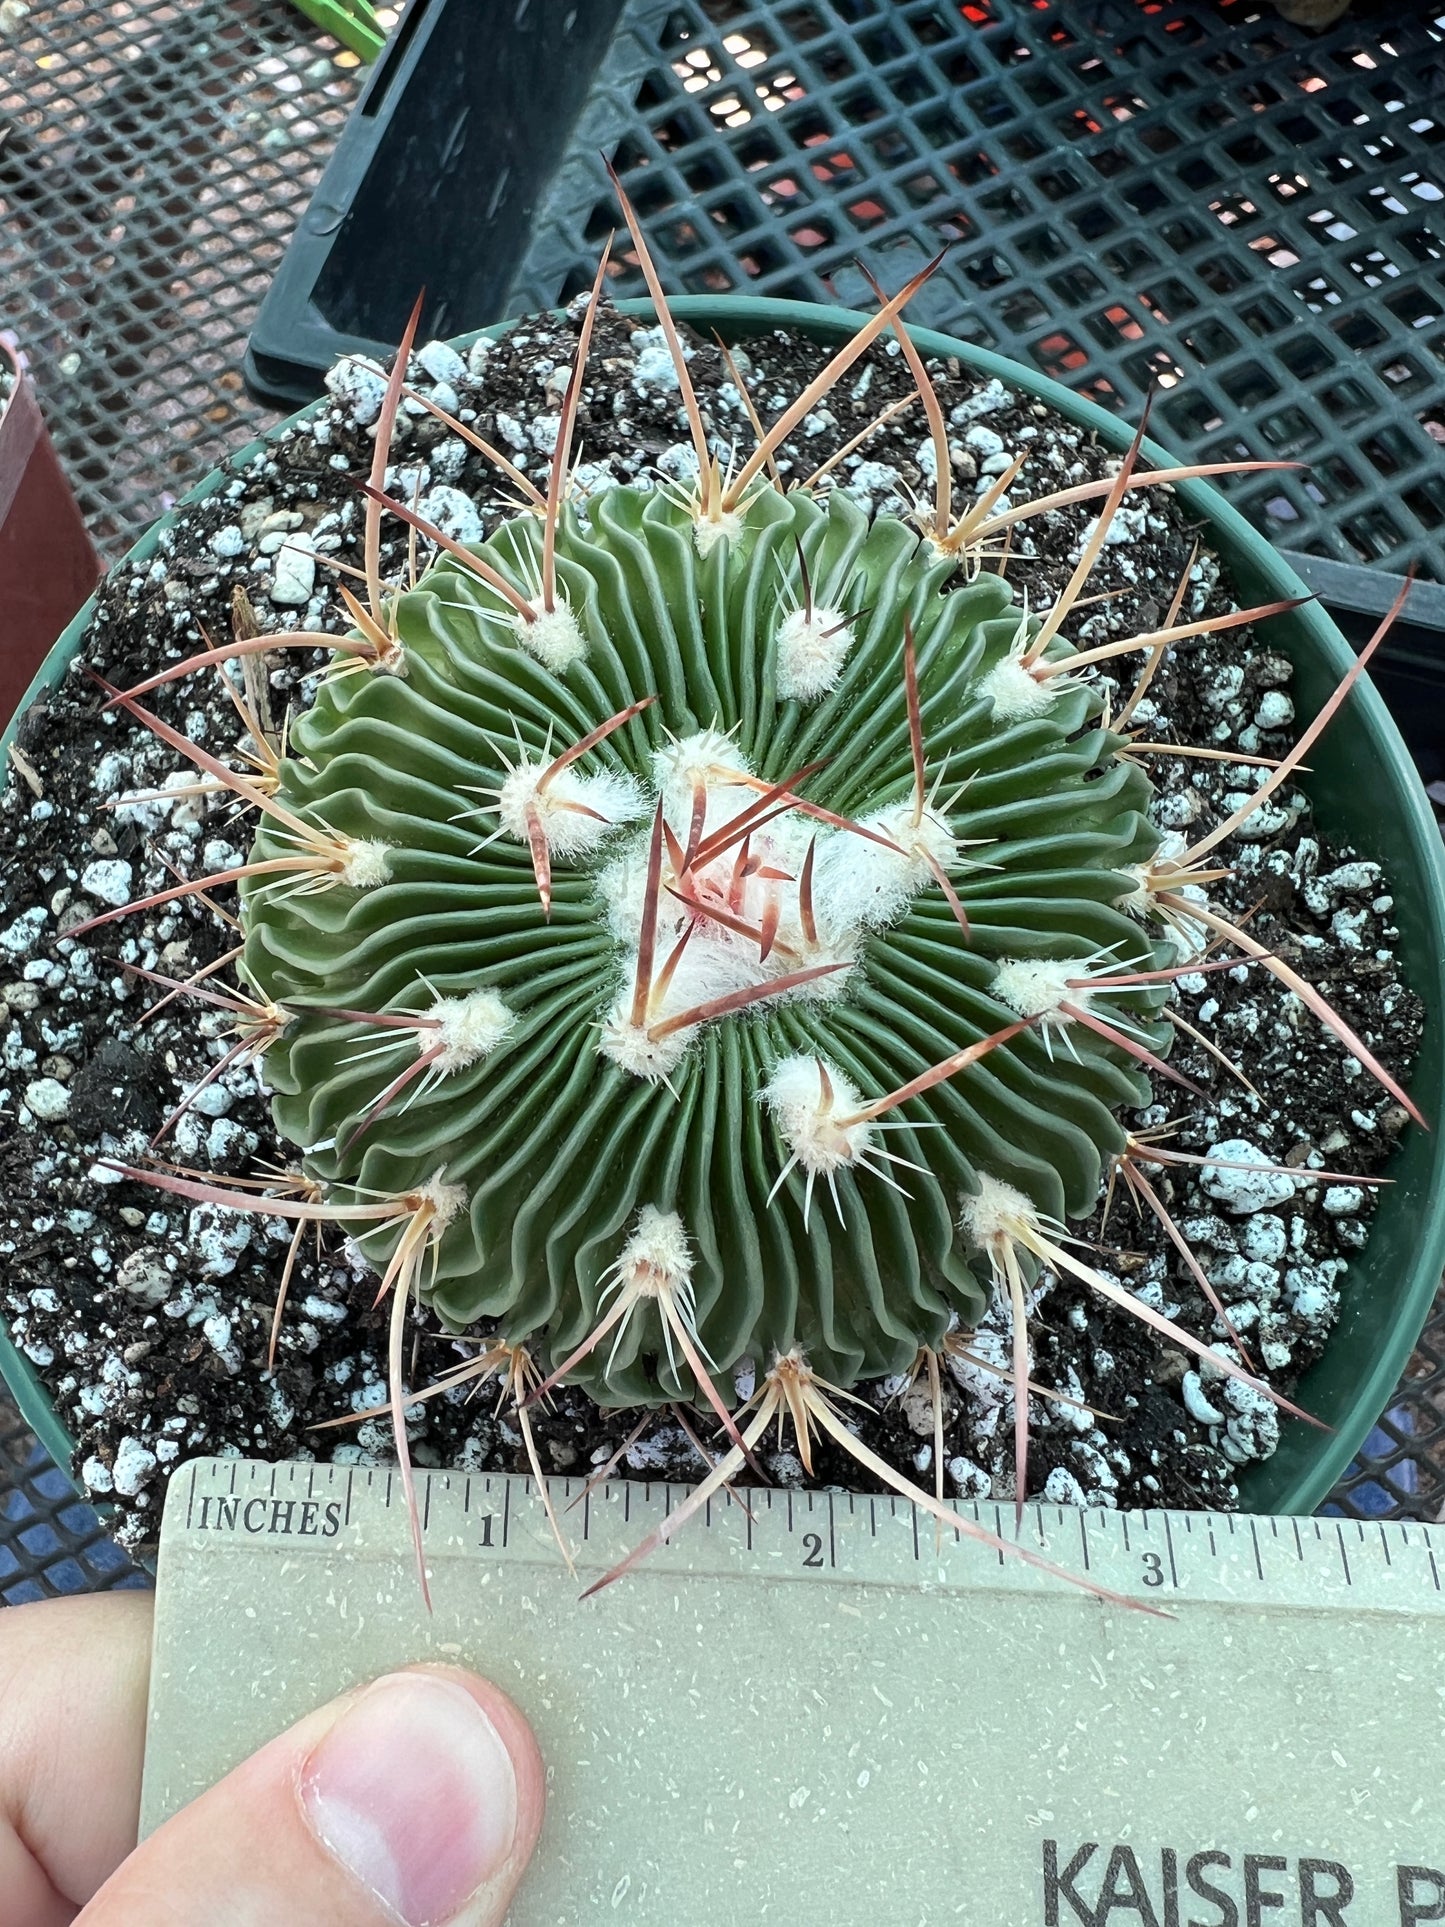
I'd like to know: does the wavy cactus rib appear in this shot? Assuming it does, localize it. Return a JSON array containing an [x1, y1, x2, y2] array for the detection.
[[240, 473, 1167, 1403]]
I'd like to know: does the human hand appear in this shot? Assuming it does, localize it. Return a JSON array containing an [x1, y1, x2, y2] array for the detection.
[[0, 1592, 545, 1925]]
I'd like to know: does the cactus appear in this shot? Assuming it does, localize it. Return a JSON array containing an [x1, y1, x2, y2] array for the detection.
[[82, 193, 1420, 1598]]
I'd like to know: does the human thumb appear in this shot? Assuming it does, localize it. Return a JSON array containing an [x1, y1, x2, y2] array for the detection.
[[78, 1666, 546, 1927]]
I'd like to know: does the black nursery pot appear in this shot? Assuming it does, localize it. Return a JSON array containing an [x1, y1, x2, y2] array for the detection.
[[2, 297, 1443, 1520]]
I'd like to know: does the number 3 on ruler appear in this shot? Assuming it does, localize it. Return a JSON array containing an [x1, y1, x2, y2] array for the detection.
[[1141, 1551, 1165, 1587]]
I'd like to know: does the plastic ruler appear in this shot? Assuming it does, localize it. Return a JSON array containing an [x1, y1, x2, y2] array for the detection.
[[142, 1458, 1445, 1925]]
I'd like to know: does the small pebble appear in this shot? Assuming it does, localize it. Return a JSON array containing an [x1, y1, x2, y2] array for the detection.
[[24, 1076, 70, 1120]]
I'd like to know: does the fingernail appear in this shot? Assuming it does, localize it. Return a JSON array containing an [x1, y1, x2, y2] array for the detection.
[[300, 1672, 518, 1926]]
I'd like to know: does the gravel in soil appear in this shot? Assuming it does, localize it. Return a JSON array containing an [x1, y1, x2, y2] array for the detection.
[[0, 303, 1422, 1553]]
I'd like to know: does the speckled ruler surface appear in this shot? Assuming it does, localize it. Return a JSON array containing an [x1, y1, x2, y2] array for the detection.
[[143, 1458, 1445, 1925]]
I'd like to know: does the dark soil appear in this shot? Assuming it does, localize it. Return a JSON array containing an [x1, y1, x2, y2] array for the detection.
[[0, 302, 1422, 1552]]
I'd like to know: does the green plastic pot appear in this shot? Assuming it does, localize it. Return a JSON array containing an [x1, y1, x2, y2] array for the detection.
[[3, 297, 1442, 1519]]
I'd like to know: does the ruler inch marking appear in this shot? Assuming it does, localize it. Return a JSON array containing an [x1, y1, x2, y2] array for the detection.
[[142, 1465, 1445, 1908], [153, 1461, 1445, 1621]]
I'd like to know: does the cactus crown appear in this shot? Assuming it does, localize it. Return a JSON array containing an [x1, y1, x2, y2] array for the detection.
[[247, 475, 1163, 1403], [88, 195, 1419, 1598]]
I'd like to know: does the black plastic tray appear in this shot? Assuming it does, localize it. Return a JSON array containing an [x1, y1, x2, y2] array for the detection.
[[247, 0, 1445, 582], [1, 1397, 146, 1604], [1282, 551, 1445, 795]]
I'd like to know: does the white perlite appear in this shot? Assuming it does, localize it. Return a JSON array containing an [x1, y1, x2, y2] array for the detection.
[[1198, 1140, 1300, 1215], [0, 905, 47, 956], [269, 539, 317, 607], [418, 485, 484, 546], [111, 1436, 159, 1498], [209, 524, 246, 559], [81, 1455, 115, 1496], [324, 353, 388, 426], [80, 858, 134, 907], [416, 339, 467, 386]]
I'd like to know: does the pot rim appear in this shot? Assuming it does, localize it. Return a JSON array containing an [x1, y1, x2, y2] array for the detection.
[[3, 293, 1441, 1520]]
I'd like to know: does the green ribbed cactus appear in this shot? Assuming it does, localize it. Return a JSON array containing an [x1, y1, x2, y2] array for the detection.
[[88, 193, 1421, 1595], [243, 478, 1164, 1404]]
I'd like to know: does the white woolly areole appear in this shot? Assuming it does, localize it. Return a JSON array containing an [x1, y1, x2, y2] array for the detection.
[[990, 956, 1086, 1025], [609, 1205, 693, 1300], [693, 508, 744, 558], [597, 999, 692, 1083], [762, 1056, 873, 1174], [978, 651, 1058, 723], [513, 602, 587, 672], [812, 799, 958, 936], [495, 760, 645, 858], [429, 988, 516, 1073], [416, 1171, 469, 1227], [958, 1170, 1042, 1253], [1114, 864, 1154, 922], [775, 606, 854, 702], [338, 839, 392, 889], [651, 728, 752, 806]]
